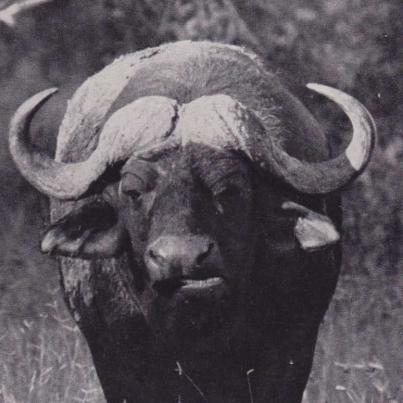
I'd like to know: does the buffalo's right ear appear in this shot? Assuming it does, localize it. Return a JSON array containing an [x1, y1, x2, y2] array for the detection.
[[282, 201, 340, 252], [41, 200, 127, 258]]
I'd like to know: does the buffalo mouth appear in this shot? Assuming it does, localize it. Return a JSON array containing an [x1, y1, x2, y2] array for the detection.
[[152, 276, 227, 298], [151, 275, 232, 340]]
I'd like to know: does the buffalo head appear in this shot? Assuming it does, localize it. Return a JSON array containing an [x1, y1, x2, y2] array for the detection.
[[8, 41, 376, 402], [10, 85, 375, 338]]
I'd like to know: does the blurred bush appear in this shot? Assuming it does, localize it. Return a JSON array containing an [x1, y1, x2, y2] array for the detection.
[[0, 0, 401, 278]]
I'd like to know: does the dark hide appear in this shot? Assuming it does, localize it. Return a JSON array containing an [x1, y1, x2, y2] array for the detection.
[[45, 144, 341, 403], [36, 42, 343, 403]]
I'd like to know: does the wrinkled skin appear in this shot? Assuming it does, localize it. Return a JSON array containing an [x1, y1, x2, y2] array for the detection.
[[49, 143, 340, 403]]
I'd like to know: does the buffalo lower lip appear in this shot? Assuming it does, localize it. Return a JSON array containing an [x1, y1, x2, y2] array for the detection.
[[180, 277, 225, 290]]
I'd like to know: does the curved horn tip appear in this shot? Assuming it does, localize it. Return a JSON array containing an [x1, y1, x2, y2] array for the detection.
[[306, 82, 329, 93], [11, 87, 59, 124], [306, 83, 359, 106], [306, 82, 375, 121], [306, 81, 377, 132], [26, 87, 59, 109], [306, 82, 376, 173]]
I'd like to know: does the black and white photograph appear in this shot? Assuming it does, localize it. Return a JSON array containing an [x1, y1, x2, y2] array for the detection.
[[0, 1, 401, 402]]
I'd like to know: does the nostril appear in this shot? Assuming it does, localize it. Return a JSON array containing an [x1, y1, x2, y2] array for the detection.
[[196, 242, 214, 266]]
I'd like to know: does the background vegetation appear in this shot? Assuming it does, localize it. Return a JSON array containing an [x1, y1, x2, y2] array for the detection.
[[0, 0, 401, 402]]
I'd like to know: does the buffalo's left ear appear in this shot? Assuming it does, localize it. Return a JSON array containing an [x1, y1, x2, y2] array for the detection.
[[41, 200, 127, 258], [282, 201, 340, 252]]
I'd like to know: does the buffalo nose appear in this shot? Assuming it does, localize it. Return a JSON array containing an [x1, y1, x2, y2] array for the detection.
[[145, 235, 216, 283]]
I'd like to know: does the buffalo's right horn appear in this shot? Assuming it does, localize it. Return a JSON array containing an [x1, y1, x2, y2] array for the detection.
[[9, 89, 179, 200], [257, 84, 376, 194]]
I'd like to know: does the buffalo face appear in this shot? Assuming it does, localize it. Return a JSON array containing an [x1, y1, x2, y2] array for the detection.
[[118, 146, 256, 341], [43, 145, 256, 342]]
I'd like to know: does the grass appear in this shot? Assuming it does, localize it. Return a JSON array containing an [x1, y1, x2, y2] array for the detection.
[[304, 275, 401, 403], [0, 289, 104, 403], [0, 261, 401, 402]]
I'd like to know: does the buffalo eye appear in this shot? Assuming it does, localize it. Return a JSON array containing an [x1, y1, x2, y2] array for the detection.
[[125, 189, 141, 201], [119, 173, 148, 201], [119, 160, 158, 202]]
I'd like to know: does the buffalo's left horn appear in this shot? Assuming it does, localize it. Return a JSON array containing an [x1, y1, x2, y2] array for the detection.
[[9, 88, 110, 200], [260, 84, 376, 194], [9, 89, 178, 200]]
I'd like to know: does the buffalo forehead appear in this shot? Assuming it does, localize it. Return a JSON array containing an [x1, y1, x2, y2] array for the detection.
[[192, 149, 250, 189], [155, 146, 249, 190]]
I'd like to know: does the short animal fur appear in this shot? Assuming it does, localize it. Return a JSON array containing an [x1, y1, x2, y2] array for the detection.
[[9, 41, 375, 402]]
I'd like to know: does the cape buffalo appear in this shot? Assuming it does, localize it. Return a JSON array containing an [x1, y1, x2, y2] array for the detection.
[[9, 41, 375, 402]]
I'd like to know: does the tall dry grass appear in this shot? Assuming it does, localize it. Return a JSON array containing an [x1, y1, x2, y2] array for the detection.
[[0, 273, 401, 403], [0, 291, 103, 403]]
